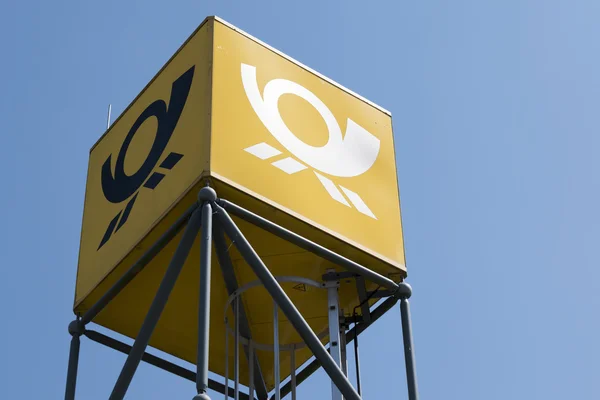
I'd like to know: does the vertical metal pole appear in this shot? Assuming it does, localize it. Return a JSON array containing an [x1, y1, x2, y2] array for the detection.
[[248, 340, 254, 400], [215, 205, 361, 400], [340, 316, 348, 377], [110, 207, 202, 400], [290, 348, 297, 400], [106, 104, 112, 129], [65, 320, 84, 400], [235, 297, 240, 400], [224, 318, 229, 400], [213, 223, 269, 399], [353, 325, 362, 397], [65, 335, 80, 400], [195, 188, 217, 400], [273, 302, 281, 400], [327, 285, 343, 400], [398, 283, 418, 400]]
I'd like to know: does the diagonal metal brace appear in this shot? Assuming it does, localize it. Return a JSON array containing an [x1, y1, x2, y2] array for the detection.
[[84, 329, 253, 400], [274, 296, 399, 399], [218, 198, 399, 292], [213, 223, 269, 400], [213, 203, 361, 400], [109, 207, 203, 400]]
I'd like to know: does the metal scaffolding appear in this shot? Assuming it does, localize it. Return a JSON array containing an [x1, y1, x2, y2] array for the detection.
[[64, 187, 418, 400]]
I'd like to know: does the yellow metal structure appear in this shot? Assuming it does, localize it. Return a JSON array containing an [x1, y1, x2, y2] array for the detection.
[[75, 16, 406, 390]]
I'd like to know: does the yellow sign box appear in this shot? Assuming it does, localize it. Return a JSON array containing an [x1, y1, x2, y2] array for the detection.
[[210, 20, 405, 275], [75, 16, 405, 390]]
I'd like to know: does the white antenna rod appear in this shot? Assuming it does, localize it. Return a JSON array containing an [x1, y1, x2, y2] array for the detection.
[[106, 104, 112, 130]]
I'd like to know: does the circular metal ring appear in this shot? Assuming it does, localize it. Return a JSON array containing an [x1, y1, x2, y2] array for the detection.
[[223, 276, 327, 352]]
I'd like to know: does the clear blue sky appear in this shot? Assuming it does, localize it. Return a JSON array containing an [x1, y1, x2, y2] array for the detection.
[[1, 1, 598, 399]]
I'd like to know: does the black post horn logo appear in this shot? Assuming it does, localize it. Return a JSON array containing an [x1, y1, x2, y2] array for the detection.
[[98, 66, 195, 250]]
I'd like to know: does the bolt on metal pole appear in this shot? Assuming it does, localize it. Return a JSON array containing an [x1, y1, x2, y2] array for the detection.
[[195, 191, 216, 400], [398, 283, 418, 400], [273, 302, 281, 400], [214, 204, 361, 400], [109, 206, 203, 400]]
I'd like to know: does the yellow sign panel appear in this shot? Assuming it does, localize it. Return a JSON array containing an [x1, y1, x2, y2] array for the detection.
[[211, 20, 405, 274], [75, 17, 405, 392], [76, 22, 212, 305]]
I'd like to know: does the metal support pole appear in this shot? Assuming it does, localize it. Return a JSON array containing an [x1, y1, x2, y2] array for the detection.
[[235, 297, 240, 400], [109, 206, 202, 400], [218, 199, 399, 292], [398, 283, 418, 400], [273, 302, 281, 400], [214, 204, 361, 400], [84, 330, 249, 400], [340, 317, 348, 377], [107, 104, 112, 129], [290, 348, 297, 400], [196, 188, 216, 400], [224, 318, 229, 400], [65, 320, 84, 400], [248, 341, 255, 400], [214, 223, 269, 399], [65, 335, 80, 400], [353, 325, 362, 397], [275, 296, 398, 400], [327, 285, 343, 400]]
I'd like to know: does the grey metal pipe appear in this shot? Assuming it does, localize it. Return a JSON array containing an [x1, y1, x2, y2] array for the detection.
[[273, 303, 280, 400], [248, 341, 254, 399], [214, 204, 361, 400], [107, 104, 112, 129], [290, 348, 297, 400], [197, 201, 214, 397], [400, 292, 418, 400], [82, 203, 198, 324], [213, 223, 269, 399], [274, 296, 398, 400], [235, 297, 240, 400], [327, 286, 343, 400], [64, 332, 81, 400], [353, 325, 362, 397], [109, 207, 202, 400], [340, 324, 348, 377], [218, 199, 398, 292], [84, 329, 249, 400], [224, 318, 229, 400]]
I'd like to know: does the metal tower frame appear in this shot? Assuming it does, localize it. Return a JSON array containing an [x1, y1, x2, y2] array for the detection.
[[64, 187, 418, 400]]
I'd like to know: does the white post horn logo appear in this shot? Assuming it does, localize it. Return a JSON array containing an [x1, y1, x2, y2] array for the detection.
[[241, 63, 380, 219]]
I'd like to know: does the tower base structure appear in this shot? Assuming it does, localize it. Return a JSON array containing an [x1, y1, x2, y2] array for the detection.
[[65, 188, 418, 400]]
